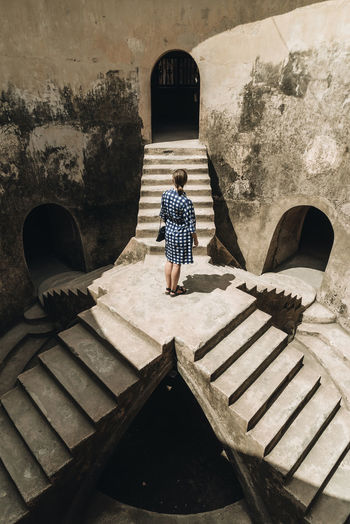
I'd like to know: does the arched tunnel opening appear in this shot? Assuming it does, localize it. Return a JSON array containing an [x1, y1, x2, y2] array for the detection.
[[97, 371, 243, 515], [151, 51, 200, 142], [23, 204, 85, 289], [263, 206, 334, 288]]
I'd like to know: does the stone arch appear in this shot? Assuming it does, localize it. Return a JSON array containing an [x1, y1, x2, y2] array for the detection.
[[262, 205, 334, 273], [151, 50, 200, 140], [22, 203, 86, 278]]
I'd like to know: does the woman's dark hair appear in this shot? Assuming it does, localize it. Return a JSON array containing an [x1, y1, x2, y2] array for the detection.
[[172, 169, 188, 195]]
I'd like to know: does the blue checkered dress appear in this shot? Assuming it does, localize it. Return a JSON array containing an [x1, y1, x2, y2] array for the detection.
[[159, 189, 196, 264]]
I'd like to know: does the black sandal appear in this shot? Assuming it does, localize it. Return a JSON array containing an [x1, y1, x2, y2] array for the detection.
[[165, 287, 171, 295], [170, 285, 187, 297]]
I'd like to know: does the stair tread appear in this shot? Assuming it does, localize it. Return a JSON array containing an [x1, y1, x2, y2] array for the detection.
[[59, 323, 139, 399], [266, 384, 341, 478], [80, 305, 162, 372], [137, 220, 214, 230], [24, 303, 47, 321], [145, 140, 206, 150], [144, 154, 207, 160], [40, 345, 117, 423], [140, 195, 213, 204], [307, 448, 350, 523], [138, 207, 213, 216], [143, 163, 208, 170], [296, 333, 350, 408], [0, 322, 55, 367], [286, 408, 350, 509], [1, 386, 72, 478], [0, 337, 48, 396], [212, 326, 288, 403], [249, 365, 321, 454], [0, 406, 50, 503], [19, 366, 95, 451], [231, 343, 304, 431], [142, 174, 209, 181], [38, 271, 83, 295], [45, 265, 113, 294], [0, 463, 28, 524], [137, 235, 213, 247], [197, 309, 271, 381]]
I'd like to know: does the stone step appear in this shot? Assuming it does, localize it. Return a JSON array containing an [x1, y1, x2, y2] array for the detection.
[[302, 302, 336, 324], [58, 323, 139, 401], [231, 344, 304, 432], [196, 309, 272, 382], [40, 345, 118, 424], [38, 271, 83, 296], [79, 305, 162, 373], [0, 406, 51, 504], [144, 154, 207, 164], [142, 164, 209, 177], [139, 195, 213, 208], [133, 236, 213, 256], [43, 265, 113, 297], [266, 385, 341, 480], [23, 302, 48, 323], [296, 333, 350, 409], [136, 221, 215, 238], [1, 386, 72, 479], [138, 208, 214, 222], [286, 408, 350, 512], [145, 140, 206, 155], [141, 174, 210, 185], [0, 322, 55, 369], [0, 336, 49, 396], [19, 365, 95, 452], [141, 186, 211, 197], [306, 448, 350, 524], [249, 366, 321, 456], [212, 326, 288, 405], [0, 463, 29, 524]]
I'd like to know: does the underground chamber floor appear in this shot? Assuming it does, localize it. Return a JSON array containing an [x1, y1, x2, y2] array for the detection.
[[97, 372, 243, 515]]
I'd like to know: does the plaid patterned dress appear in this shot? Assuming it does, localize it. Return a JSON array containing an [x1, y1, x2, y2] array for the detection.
[[159, 188, 196, 264]]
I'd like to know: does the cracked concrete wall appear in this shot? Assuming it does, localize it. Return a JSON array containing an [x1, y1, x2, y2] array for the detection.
[[0, 0, 329, 330], [194, 0, 350, 329]]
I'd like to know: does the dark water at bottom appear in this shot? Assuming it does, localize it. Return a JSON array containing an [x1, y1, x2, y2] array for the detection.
[[98, 371, 243, 514]]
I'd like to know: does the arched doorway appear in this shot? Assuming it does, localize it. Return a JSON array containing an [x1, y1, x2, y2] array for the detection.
[[151, 51, 200, 141], [263, 206, 334, 282], [23, 204, 85, 285]]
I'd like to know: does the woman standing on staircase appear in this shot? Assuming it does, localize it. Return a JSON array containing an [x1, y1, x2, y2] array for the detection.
[[160, 169, 198, 297]]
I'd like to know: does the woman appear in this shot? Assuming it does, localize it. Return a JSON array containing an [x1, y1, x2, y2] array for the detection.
[[160, 168, 198, 297]]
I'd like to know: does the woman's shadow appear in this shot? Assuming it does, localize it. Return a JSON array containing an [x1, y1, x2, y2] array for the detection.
[[182, 273, 235, 294]]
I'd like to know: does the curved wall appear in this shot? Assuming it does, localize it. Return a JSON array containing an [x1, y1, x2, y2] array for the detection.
[[194, 0, 350, 328]]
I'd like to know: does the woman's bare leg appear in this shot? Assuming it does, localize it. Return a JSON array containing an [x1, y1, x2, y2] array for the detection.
[[165, 260, 173, 289], [171, 263, 181, 291]]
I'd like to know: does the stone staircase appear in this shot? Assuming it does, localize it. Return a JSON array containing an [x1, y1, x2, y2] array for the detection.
[[176, 303, 350, 523], [0, 276, 174, 524], [128, 139, 215, 258], [38, 265, 113, 325], [0, 302, 56, 396]]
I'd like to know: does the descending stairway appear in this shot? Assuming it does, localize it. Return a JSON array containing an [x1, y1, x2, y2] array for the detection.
[[134, 140, 215, 255], [0, 274, 173, 524], [39, 265, 113, 325], [177, 304, 350, 523], [0, 302, 55, 396]]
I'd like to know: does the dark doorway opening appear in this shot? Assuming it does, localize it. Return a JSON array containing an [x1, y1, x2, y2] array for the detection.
[[23, 204, 85, 288], [151, 51, 200, 142], [263, 206, 334, 278], [98, 372, 243, 514]]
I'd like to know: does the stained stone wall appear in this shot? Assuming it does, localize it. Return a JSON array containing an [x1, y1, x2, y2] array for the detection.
[[194, 0, 350, 329], [0, 0, 341, 332]]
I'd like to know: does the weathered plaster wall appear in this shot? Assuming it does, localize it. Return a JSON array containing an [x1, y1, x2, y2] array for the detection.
[[0, 0, 329, 331], [194, 0, 350, 329]]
